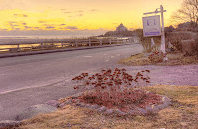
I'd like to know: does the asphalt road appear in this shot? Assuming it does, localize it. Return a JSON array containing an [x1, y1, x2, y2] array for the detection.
[[0, 43, 143, 94], [0, 43, 143, 120]]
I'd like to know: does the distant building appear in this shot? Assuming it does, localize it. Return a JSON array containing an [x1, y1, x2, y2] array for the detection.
[[116, 23, 128, 32]]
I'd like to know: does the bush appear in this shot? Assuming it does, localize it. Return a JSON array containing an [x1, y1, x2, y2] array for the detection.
[[72, 68, 150, 101], [193, 35, 198, 57], [134, 29, 161, 53], [71, 68, 163, 110], [148, 51, 166, 63], [166, 32, 196, 52], [181, 39, 197, 56]]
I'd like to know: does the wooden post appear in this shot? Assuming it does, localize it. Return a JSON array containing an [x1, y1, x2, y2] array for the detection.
[[17, 44, 20, 51], [100, 39, 102, 46], [89, 39, 91, 46], [41, 43, 43, 49], [75, 40, 78, 47], [61, 43, 64, 48], [109, 39, 111, 45], [160, 5, 166, 54]]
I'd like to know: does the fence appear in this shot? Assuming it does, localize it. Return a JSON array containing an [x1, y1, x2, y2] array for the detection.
[[0, 38, 131, 53]]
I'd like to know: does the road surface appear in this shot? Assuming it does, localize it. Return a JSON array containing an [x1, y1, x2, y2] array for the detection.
[[0, 43, 143, 120], [0, 43, 142, 94]]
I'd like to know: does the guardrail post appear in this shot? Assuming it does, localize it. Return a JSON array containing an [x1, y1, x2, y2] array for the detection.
[[89, 39, 91, 46], [41, 43, 43, 49], [17, 44, 20, 50], [75, 40, 78, 47], [109, 39, 111, 45], [117, 38, 119, 44], [100, 39, 102, 46]]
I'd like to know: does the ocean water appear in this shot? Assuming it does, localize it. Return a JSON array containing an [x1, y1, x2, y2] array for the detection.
[[0, 34, 92, 39]]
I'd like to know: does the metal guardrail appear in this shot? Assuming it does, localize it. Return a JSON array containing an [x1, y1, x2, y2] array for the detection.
[[0, 38, 130, 53]]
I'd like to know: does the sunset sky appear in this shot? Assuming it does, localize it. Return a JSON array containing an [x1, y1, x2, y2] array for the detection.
[[0, 0, 183, 35]]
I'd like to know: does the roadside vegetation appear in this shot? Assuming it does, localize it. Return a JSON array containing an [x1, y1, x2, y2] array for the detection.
[[17, 85, 198, 129], [118, 28, 198, 66], [118, 52, 198, 66]]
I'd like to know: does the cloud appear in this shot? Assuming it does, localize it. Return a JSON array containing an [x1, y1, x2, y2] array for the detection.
[[14, 14, 28, 17], [13, 28, 20, 30], [77, 10, 84, 13], [34, 27, 40, 29], [78, 14, 83, 17], [7, 21, 19, 29], [0, 29, 8, 31], [67, 14, 83, 18], [24, 26, 32, 29], [64, 12, 72, 14], [60, 24, 66, 26], [46, 26, 55, 29], [39, 21, 47, 23], [22, 23, 27, 25], [89, 9, 99, 12], [65, 26, 78, 30], [8, 21, 17, 24]]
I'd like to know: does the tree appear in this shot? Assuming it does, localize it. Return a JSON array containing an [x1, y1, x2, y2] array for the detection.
[[171, 0, 198, 27], [165, 25, 175, 33]]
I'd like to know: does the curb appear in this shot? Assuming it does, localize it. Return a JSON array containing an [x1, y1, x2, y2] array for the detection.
[[0, 43, 139, 58], [58, 90, 172, 116], [0, 120, 21, 128]]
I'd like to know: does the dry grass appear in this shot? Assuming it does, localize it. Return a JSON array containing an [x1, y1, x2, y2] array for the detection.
[[17, 85, 198, 129], [118, 52, 198, 66], [118, 53, 151, 66]]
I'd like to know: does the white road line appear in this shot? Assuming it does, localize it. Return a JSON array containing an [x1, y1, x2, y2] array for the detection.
[[82, 56, 93, 58]]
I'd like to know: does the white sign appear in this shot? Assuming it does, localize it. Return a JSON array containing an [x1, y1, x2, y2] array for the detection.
[[142, 15, 161, 37]]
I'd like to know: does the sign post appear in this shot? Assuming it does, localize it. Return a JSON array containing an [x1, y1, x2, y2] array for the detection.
[[160, 5, 166, 54], [143, 5, 167, 58]]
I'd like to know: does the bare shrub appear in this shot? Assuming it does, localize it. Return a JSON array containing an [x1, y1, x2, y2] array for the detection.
[[135, 29, 161, 53], [181, 39, 197, 56], [166, 32, 195, 52], [72, 68, 151, 100], [193, 35, 198, 57], [148, 51, 166, 63]]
